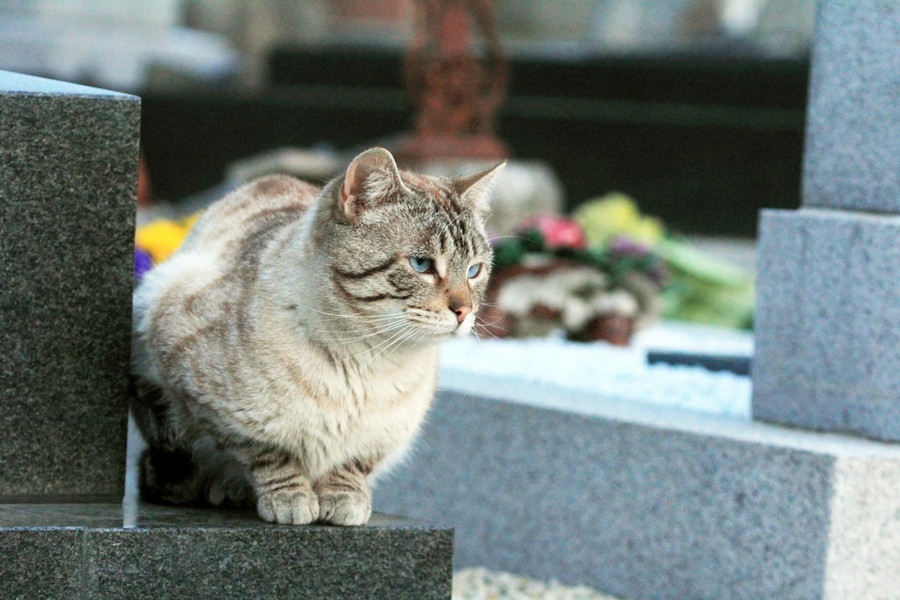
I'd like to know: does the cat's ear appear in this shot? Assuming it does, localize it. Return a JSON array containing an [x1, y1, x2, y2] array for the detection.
[[452, 161, 506, 217], [340, 147, 406, 219]]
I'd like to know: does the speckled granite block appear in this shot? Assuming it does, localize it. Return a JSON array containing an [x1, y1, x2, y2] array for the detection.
[[376, 378, 900, 600], [802, 1, 899, 213], [0, 504, 453, 599], [753, 209, 900, 441], [0, 71, 139, 499], [0, 527, 82, 600]]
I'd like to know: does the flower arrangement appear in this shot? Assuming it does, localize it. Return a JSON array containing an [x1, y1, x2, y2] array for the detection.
[[484, 209, 669, 345], [575, 192, 755, 330], [493, 214, 669, 290], [483, 192, 755, 343]]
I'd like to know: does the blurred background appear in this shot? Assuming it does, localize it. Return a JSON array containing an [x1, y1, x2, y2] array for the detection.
[[0, 0, 814, 238]]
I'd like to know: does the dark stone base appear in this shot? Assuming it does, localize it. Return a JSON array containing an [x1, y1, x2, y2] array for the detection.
[[0, 502, 452, 600]]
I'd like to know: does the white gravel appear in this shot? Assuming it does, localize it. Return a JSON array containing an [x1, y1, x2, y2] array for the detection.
[[442, 322, 753, 419], [453, 569, 622, 600]]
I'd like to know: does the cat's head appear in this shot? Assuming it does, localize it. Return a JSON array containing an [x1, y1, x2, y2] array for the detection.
[[321, 147, 503, 340]]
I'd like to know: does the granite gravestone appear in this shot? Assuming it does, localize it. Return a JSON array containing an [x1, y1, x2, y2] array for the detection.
[[0, 70, 139, 500], [752, 0, 900, 442]]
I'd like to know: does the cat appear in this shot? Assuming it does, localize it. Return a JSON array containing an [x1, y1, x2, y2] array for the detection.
[[131, 147, 503, 525]]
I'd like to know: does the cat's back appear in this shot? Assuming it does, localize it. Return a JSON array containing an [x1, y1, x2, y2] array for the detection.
[[133, 175, 320, 373], [182, 175, 320, 254]]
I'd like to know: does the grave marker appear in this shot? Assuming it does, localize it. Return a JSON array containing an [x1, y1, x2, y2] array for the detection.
[[0, 71, 139, 500], [753, 0, 900, 441]]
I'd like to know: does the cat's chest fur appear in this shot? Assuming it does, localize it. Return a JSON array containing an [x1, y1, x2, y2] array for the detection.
[[254, 316, 440, 477]]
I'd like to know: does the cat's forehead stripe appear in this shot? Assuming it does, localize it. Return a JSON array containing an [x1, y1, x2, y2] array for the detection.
[[401, 172, 462, 214]]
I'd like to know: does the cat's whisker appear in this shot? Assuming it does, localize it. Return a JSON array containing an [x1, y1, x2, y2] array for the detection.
[[289, 302, 407, 323], [473, 315, 509, 340], [475, 314, 507, 328], [363, 324, 426, 368], [346, 331, 411, 367], [473, 325, 506, 341], [311, 315, 409, 339], [312, 320, 409, 345]]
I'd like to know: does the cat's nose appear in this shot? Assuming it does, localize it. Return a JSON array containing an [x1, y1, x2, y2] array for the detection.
[[448, 295, 472, 325], [452, 304, 472, 325]]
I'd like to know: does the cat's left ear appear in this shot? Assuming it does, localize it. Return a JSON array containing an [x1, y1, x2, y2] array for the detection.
[[452, 161, 506, 217], [340, 147, 406, 219]]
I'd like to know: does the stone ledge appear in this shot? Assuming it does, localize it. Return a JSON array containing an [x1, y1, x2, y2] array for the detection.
[[375, 378, 900, 600], [0, 503, 453, 600], [753, 208, 900, 441]]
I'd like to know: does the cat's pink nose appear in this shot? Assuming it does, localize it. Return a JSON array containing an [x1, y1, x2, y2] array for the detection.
[[449, 295, 473, 325], [453, 304, 472, 325]]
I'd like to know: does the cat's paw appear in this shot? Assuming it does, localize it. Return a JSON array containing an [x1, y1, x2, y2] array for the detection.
[[206, 477, 255, 509], [257, 489, 319, 525], [317, 490, 372, 526]]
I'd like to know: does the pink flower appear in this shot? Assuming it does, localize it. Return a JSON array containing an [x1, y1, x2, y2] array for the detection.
[[520, 214, 587, 249]]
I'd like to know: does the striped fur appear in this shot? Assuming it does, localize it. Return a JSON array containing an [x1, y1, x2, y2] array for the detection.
[[132, 148, 503, 525]]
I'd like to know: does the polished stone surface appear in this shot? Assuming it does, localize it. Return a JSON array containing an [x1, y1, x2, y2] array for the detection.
[[0, 503, 453, 600], [376, 382, 900, 600], [802, 0, 899, 213], [0, 71, 139, 499], [0, 527, 82, 600], [753, 209, 900, 441]]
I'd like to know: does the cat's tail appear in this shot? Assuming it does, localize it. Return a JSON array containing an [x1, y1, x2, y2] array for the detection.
[[129, 376, 254, 508], [130, 375, 204, 505]]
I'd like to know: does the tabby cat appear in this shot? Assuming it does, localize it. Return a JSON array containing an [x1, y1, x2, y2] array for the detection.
[[131, 147, 503, 525]]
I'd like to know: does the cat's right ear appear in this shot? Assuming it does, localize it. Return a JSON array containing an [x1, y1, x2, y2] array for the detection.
[[340, 147, 405, 219]]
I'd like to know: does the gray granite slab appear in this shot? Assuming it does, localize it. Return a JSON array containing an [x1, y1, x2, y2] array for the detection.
[[0, 71, 139, 499], [753, 208, 900, 441], [0, 503, 453, 600], [0, 527, 83, 600], [375, 377, 900, 600], [802, 0, 899, 213]]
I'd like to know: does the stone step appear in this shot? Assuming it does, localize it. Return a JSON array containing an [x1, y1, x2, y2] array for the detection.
[[375, 376, 900, 600], [1, 502, 452, 600]]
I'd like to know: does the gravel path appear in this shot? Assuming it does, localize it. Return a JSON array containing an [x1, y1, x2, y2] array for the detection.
[[453, 569, 622, 600]]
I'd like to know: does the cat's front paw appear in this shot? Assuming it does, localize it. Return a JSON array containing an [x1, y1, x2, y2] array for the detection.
[[257, 489, 319, 525], [317, 490, 372, 526]]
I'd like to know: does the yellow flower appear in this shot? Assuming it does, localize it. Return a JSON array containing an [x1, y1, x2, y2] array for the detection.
[[574, 193, 663, 247], [631, 216, 664, 245], [135, 220, 191, 263]]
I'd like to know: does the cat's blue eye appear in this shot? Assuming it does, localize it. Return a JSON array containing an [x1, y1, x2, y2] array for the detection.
[[409, 256, 433, 274], [467, 263, 482, 278]]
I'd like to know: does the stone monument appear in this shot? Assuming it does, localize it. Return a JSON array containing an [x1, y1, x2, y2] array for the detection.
[[0, 71, 138, 501], [753, 0, 899, 442]]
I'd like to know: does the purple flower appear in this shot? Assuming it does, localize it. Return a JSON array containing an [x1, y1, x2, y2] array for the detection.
[[134, 248, 153, 282], [609, 236, 652, 257]]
